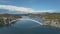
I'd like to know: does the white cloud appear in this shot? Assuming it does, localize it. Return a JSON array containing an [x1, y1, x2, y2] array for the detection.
[[0, 5, 55, 13]]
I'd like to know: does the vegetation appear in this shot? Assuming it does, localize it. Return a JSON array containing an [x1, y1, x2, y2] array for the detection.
[[28, 13, 60, 28], [0, 14, 22, 26], [40, 13, 60, 28]]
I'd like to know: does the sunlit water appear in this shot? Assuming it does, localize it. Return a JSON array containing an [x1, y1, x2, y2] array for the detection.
[[0, 16, 60, 34]]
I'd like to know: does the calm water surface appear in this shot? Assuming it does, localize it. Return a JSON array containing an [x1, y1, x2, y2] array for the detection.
[[0, 16, 60, 34]]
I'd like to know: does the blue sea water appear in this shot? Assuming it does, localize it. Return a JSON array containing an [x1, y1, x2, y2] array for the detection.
[[0, 16, 60, 34]]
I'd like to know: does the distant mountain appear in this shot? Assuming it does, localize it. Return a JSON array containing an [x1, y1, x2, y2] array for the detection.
[[0, 9, 59, 14]]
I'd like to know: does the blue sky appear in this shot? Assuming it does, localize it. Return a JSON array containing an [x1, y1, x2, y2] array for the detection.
[[0, 0, 60, 14]]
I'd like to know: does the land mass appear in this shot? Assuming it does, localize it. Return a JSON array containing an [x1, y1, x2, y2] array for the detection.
[[28, 13, 60, 28], [0, 13, 60, 28], [0, 14, 22, 26]]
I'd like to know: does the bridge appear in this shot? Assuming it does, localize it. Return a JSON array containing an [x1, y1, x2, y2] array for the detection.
[[10, 18, 43, 25]]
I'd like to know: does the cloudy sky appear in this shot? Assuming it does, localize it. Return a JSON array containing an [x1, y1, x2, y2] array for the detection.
[[0, 0, 60, 14]]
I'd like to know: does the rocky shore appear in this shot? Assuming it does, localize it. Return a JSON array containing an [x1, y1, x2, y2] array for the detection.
[[0, 14, 22, 26], [42, 19, 60, 28], [29, 13, 60, 28], [41, 13, 60, 28]]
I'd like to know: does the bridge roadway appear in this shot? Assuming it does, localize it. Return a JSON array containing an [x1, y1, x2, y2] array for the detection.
[[9, 18, 43, 25]]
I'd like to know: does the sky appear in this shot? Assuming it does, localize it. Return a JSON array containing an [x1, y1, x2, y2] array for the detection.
[[0, 0, 60, 14]]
